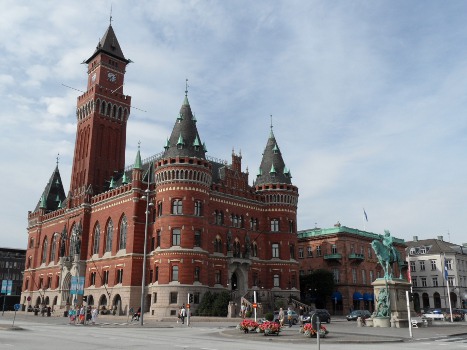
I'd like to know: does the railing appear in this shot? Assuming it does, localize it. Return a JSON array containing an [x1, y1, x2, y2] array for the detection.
[[348, 253, 365, 260], [323, 253, 342, 260]]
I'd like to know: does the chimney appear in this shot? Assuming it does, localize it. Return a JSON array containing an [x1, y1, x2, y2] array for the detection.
[[437, 236, 443, 241], [413, 236, 418, 242]]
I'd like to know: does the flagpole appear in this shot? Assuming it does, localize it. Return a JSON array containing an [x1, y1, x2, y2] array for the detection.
[[444, 254, 453, 322]]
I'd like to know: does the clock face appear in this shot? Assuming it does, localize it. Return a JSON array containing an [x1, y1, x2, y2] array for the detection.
[[91, 73, 96, 83], [107, 72, 117, 83]]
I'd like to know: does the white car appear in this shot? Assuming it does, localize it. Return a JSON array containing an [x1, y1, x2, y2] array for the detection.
[[422, 310, 444, 321]]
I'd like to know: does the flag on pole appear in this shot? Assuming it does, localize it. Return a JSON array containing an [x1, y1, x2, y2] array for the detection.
[[444, 258, 449, 281], [363, 208, 368, 222]]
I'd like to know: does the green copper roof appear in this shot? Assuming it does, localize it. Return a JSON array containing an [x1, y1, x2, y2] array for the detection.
[[109, 177, 115, 189], [134, 146, 142, 170], [39, 194, 46, 209], [183, 95, 190, 106], [203, 142, 207, 152], [177, 133, 185, 146], [122, 172, 128, 184], [270, 164, 276, 174], [193, 135, 201, 147], [192, 113, 197, 123], [273, 143, 279, 153], [257, 167, 262, 176], [177, 112, 184, 121], [164, 138, 170, 150], [297, 226, 406, 245]]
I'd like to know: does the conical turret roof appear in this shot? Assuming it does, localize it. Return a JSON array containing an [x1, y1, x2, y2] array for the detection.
[[85, 25, 129, 64], [34, 165, 67, 212], [163, 92, 206, 159], [255, 126, 292, 186]]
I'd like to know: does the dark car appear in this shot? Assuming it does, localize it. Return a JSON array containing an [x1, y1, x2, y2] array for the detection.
[[346, 309, 372, 321], [303, 309, 331, 324]]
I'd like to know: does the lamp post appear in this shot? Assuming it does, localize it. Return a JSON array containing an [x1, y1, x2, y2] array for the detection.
[[140, 186, 153, 326]]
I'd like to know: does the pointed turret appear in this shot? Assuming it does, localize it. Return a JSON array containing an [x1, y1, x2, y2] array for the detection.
[[163, 87, 206, 159], [134, 144, 142, 170], [255, 124, 292, 186], [85, 24, 129, 64], [34, 165, 66, 212]]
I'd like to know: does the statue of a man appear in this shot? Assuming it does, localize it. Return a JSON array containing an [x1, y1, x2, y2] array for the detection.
[[59, 226, 67, 257], [227, 230, 232, 251]]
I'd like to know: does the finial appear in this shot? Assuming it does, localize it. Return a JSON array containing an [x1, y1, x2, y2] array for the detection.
[[138, 140, 141, 150], [109, 5, 113, 26], [270, 114, 273, 130], [185, 78, 189, 97], [56, 153, 60, 166]]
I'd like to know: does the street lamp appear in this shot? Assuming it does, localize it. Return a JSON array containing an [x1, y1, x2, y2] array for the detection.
[[140, 186, 153, 326]]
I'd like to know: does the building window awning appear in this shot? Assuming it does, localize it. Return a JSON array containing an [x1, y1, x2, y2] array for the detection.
[[353, 292, 363, 300], [363, 292, 374, 301], [331, 291, 342, 301]]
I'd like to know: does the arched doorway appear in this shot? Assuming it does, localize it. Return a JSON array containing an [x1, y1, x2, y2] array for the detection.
[[35, 296, 41, 307], [87, 295, 94, 306], [413, 293, 421, 313], [113, 294, 122, 315], [433, 292, 441, 309], [450, 292, 457, 308], [44, 296, 50, 305], [99, 294, 108, 312], [422, 293, 430, 310]]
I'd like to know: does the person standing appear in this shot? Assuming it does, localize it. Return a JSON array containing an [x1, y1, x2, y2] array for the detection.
[[287, 307, 293, 327], [91, 306, 98, 325], [299, 306, 304, 325], [180, 305, 186, 324]]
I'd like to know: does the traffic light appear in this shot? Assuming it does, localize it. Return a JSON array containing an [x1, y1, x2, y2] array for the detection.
[[408, 292, 414, 302], [189, 293, 194, 303], [83, 295, 88, 303]]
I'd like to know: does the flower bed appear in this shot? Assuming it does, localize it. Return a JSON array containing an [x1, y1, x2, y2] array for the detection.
[[237, 319, 259, 333], [299, 323, 329, 338], [258, 321, 281, 336]]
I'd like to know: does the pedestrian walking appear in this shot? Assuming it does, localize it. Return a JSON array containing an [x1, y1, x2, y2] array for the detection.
[[180, 305, 186, 324], [91, 306, 98, 325], [287, 307, 293, 327]]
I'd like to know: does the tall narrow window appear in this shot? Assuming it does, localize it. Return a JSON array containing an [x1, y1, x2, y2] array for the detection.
[[90, 272, 96, 286], [273, 274, 280, 287], [172, 265, 179, 282], [270, 219, 279, 232], [194, 200, 202, 216], [352, 268, 357, 283], [116, 269, 123, 284], [316, 246, 322, 256], [103, 270, 109, 285], [194, 267, 200, 282], [272, 243, 279, 258], [194, 230, 201, 247], [157, 201, 163, 217], [41, 238, 48, 264], [105, 220, 113, 253], [50, 234, 57, 263], [289, 244, 295, 259], [119, 216, 127, 250], [331, 244, 337, 254], [172, 229, 181, 246], [172, 199, 183, 214], [155, 266, 159, 282], [93, 223, 100, 255], [215, 270, 221, 284], [156, 230, 161, 248]]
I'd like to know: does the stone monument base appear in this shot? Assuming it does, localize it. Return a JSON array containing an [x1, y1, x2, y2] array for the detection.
[[373, 316, 390, 327], [372, 278, 413, 328]]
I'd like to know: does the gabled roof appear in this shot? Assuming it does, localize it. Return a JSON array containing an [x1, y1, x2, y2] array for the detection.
[[85, 25, 129, 64], [34, 165, 66, 212], [162, 94, 206, 159], [406, 238, 463, 255], [255, 126, 292, 186]]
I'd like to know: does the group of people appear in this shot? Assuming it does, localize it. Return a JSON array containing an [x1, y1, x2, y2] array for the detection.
[[68, 305, 98, 325], [277, 307, 295, 328]]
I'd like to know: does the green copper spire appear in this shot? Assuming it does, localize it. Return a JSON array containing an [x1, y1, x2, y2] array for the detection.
[[122, 172, 128, 184], [203, 142, 207, 152], [109, 177, 115, 190], [193, 135, 201, 147], [134, 142, 142, 170], [164, 138, 170, 150], [183, 78, 190, 106], [57, 200, 62, 209], [270, 164, 276, 174], [273, 143, 279, 153], [257, 167, 262, 176], [177, 133, 185, 146]]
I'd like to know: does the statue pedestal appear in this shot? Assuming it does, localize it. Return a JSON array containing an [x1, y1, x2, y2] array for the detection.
[[372, 278, 412, 328]]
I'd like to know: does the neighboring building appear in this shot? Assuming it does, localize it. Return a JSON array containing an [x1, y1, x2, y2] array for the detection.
[[22, 23, 299, 318], [0, 247, 26, 296], [297, 225, 407, 315], [406, 236, 467, 312]]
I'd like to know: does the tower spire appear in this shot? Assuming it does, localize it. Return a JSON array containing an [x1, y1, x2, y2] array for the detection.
[[110, 5, 113, 26]]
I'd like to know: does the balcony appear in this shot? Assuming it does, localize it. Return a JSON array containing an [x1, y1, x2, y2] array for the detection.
[[324, 253, 342, 260], [348, 253, 365, 261]]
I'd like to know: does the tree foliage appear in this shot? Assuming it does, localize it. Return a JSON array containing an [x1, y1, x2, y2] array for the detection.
[[300, 269, 335, 308], [196, 291, 230, 316]]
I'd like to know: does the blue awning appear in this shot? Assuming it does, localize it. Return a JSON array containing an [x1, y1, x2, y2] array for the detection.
[[353, 292, 363, 300], [331, 291, 342, 301], [363, 293, 374, 301]]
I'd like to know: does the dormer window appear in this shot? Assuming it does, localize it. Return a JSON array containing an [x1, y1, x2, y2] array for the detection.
[[410, 248, 416, 255], [177, 134, 185, 149], [420, 246, 426, 254]]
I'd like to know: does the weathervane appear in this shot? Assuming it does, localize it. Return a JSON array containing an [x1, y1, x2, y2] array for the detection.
[[185, 78, 189, 97]]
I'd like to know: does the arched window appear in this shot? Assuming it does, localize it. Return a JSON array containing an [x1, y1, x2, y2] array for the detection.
[[42, 237, 48, 264], [50, 234, 57, 263], [119, 215, 127, 250], [106, 219, 113, 253], [93, 223, 100, 255]]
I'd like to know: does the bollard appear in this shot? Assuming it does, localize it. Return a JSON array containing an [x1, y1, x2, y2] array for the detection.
[[357, 316, 362, 327]]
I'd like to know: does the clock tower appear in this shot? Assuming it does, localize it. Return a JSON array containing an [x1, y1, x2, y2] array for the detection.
[[69, 24, 132, 205]]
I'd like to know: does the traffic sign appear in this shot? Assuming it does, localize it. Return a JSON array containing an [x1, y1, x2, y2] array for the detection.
[[14, 304, 21, 311], [186, 303, 190, 309], [252, 303, 257, 308]]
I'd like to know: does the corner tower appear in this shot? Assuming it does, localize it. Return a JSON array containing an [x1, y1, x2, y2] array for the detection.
[[69, 24, 132, 205]]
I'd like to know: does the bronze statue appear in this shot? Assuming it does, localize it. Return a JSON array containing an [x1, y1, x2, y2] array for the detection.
[[371, 230, 403, 280]]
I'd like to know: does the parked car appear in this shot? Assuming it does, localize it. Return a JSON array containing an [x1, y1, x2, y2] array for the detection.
[[422, 309, 445, 321], [303, 309, 331, 324], [273, 310, 299, 325], [346, 309, 372, 321]]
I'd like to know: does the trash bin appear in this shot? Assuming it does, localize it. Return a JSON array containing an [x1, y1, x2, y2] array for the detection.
[[63, 311, 68, 317]]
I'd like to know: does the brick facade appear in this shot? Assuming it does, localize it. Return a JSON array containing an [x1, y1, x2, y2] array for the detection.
[[21, 24, 299, 318]]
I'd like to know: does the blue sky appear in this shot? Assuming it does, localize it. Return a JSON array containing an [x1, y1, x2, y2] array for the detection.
[[2, 0, 467, 249]]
